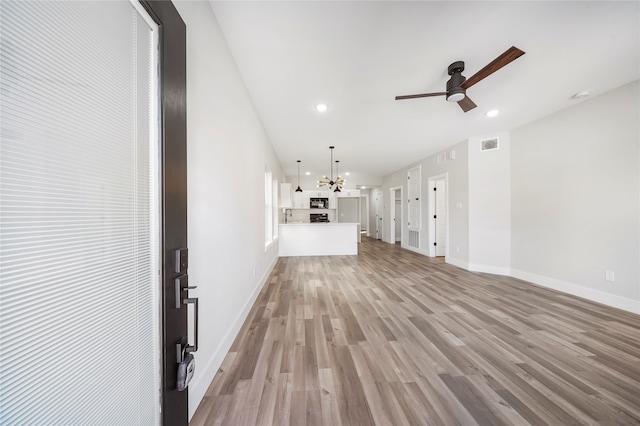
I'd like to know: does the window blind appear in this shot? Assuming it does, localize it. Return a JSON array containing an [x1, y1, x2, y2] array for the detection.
[[0, 1, 160, 424]]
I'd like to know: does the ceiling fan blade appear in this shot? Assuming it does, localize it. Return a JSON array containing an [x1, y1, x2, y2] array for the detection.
[[461, 46, 525, 90], [457, 96, 477, 112], [395, 92, 446, 100]]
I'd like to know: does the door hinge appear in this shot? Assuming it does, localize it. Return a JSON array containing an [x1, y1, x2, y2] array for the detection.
[[433, 215, 437, 219], [434, 242, 437, 246], [434, 187, 437, 191]]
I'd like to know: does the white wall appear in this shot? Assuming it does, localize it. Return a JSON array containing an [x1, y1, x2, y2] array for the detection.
[[172, 1, 285, 418], [468, 132, 511, 274], [511, 80, 639, 313]]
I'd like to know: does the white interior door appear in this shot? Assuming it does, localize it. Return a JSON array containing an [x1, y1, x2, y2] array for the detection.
[[375, 192, 382, 240], [395, 200, 402, 242]]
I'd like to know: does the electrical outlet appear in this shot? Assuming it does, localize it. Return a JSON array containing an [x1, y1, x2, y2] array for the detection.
[[605, 271, 615, 282]]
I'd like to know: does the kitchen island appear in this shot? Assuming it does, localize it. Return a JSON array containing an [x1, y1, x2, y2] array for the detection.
[[279, 223, 358, 256]]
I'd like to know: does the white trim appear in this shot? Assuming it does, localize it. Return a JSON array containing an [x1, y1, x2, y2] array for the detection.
[[188, 255, 279, 419], [511, 269, 640, 314], [468, 263, 511, 276], [403, 244, 429, 256], [427, 173, 448, 258], [360, 194, 370, 237], [389, 186, 403, 245], [445, 256, 469, 270], [445, 258, 639, 314]]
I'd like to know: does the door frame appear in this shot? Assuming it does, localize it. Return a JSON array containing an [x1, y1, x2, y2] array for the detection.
[[360, 194, 369, 237], [139, 2, 188, 425], [375, 190, 383, 240], [389, 186, 403, 244], [427, 173, 448, 258]]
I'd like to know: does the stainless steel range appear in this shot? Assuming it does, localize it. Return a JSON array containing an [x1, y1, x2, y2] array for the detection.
[[310, 213, 329, 223]]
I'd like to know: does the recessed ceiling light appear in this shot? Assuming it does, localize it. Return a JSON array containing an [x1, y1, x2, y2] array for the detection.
[[572, 91, 590, 100], [305, 172, 311, 176], [316, 104, 328, 112], [485, 109, 499, 118], [361, 186, 366, 189], [345, 172, 350, 176]]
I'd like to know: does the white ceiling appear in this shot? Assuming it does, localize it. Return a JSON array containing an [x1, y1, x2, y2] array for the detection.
[[210, 1, 640, 187]]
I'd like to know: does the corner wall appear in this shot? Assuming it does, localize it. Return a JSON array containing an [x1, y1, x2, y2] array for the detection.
[[468, 132, 511, 274], [172, 1, 285, 418], [511, 80, 640, 313]]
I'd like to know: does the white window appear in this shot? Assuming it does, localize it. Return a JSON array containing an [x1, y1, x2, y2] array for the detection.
[[272, 178, 279, 239], [265, 170, 273, 246], [265, 169, 279, 249]]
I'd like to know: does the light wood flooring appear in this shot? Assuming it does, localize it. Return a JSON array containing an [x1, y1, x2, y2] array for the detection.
[[191, 237, 640, 425]]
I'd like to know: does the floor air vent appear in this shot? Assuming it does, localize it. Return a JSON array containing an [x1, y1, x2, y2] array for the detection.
[[408, 230, 420, 248]]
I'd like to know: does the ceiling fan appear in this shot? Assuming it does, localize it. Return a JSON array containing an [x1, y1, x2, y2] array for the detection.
[[395, 46, 525, 113]]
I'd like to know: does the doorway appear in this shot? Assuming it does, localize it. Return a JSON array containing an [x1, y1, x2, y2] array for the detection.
[[360, 194, 369, 237], [428, 174, 448, 258], [375, 190, 383, 240], [389, 186, 403, 245]]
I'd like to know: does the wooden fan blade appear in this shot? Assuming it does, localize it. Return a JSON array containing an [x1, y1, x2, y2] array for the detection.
[[457, 96, 477, 112], [461, 46, 525, 90], [395, 92, 446, 100]]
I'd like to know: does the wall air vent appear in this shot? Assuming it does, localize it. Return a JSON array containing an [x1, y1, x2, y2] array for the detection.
[[408, 230, 420, 248], [481, 138, 499, 151]]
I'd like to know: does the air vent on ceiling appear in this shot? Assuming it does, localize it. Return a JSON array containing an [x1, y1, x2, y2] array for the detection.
[[481, 137, 499, 151]]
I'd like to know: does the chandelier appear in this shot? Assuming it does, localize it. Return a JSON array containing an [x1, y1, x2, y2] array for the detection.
[[317, 146, 345, 192]]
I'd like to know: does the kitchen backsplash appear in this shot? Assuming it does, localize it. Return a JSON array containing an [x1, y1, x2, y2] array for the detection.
[[282, 209, 336, 223]]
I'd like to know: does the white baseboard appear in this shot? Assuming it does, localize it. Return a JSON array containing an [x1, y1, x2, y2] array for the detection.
[[511, 268, 640, 315], [468, 263, 511, 276], [445, 256, 468, 270], [188, 256, 279, 419], [403, 244, 429, 256]]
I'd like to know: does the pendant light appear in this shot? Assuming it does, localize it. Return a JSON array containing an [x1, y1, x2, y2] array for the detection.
[[295, 160, 303, 192], [317, 146, 345, 191], [333, 161, 342, 192]]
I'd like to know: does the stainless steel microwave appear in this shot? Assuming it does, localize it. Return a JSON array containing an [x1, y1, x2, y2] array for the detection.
[[310, 197, 328, 209]]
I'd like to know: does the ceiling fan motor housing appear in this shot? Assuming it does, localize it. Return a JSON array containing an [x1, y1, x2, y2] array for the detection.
[[446, 64, 466, 102]]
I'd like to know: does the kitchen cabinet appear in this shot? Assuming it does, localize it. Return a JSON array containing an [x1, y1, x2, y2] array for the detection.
[[328, 191, 337, 209], [280, 183, 292, 208], [291, 190, 339, 209], [336, 190, 360, 198]]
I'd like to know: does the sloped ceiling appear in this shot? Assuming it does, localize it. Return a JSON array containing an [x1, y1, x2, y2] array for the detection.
[[210, 1, 640, 187]]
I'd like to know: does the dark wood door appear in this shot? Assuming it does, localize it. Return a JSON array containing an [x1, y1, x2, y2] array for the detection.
[[139, 2, 188, 425]]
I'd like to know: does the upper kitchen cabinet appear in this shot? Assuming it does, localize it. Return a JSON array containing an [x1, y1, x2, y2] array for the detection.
[[280, 183, 292, 208], [336, 190, 360, 198]]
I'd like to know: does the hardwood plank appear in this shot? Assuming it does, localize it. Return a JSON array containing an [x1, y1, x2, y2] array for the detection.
[[191, 237, 640, 426]]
